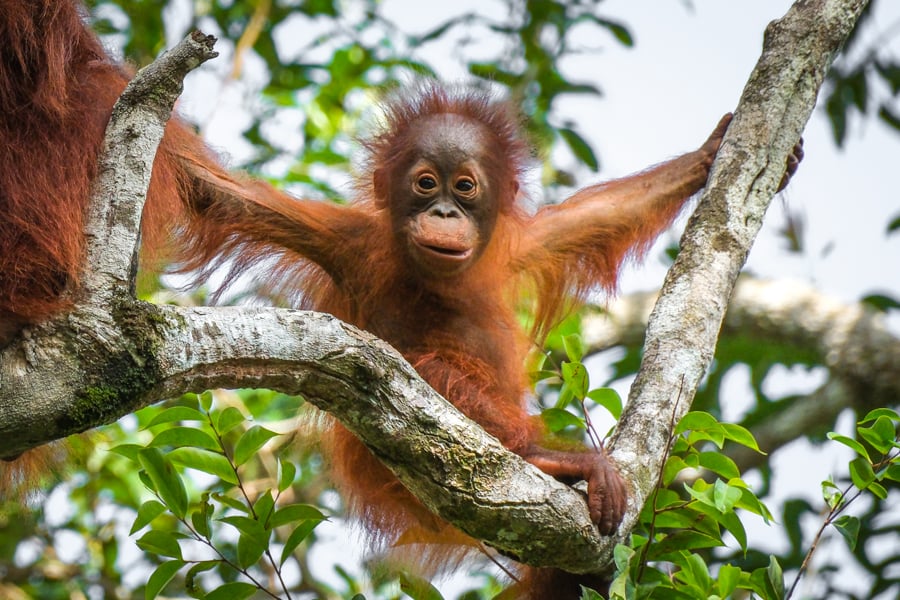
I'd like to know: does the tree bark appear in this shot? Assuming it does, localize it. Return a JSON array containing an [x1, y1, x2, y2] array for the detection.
[[607, 0, 869, 538]]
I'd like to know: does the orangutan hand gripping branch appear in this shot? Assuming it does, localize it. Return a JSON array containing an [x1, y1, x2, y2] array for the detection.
[[0, 2, 801, 597]]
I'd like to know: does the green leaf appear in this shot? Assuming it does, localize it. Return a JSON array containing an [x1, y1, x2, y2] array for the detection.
[[821, 479, 844, 509], [146, 406, 207, 428], [109, 443, 143, 461], [857, 415, 897, 453], [586, 387, 623, 419], [144, 559, 184, 600], [400, 572, 445, 600], [688, 429, 726, 449], [678, 413, 728, 448], [721, 423, 762, 453], [868, 481, 888, 500], [827, 432, 871, 462], [138, 447, 188, 519], [541, 408, 586, 432], [676, 551, 712, 592], [717, 564, 741, 597], [280, 520, 321, 565], [136, 530, 183, 560], [530, 368, 561, 385], [652, 488, 684, 511], [131, 499, 167, 534], [718, 508, 748, 552], [220, 515, 269, 568], [220, 515, 270, 544], [676, 411, 721, 434], [607, 568, 632, 600], [580, 585, 606, 599], [645, 530, 723, 561], [883, 463, 900, 483], [698, 452, 740, 480], [253, 490, 276, 525], [150, 426, 220, 451], [213, 492, 250, 514], [880, 104, 900, 132], [613, 543, 636, 573], [849, 456, 876, 490], [271, 504, 327, 528], [214, 406, 246, 434], [168, 447, 238, 485], [875, 60, 900, 94], [237, 533, 267, 569], [203, 581, 257, 600], [859, 407, 900, 423], [191, 495, 213, 539], [712, 480, 742, 513], [833, 515, 860, 550], [888, 214, 900, 235], [556, 383, 574, 409], [684, 481, 717, 511], [653, 508, 717, 540], [766, 556, 785, 600], [562, 333, 585, 362], [733, 483, 775, 523], [559, 127, 599, 171], [683, 452, 700, 469], [233, 425, 280, 467], [559, 361, 589, 405], [595, 18, 634, 47], [199, 391, 214, 412], [861, 293, 900, 312], [278, 459, 297, 493], [184, 560, 217, 597], [662, 455, 691, 487]]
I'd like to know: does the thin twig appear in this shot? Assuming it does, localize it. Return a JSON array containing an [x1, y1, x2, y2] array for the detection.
[[636, 377, 687, 582]]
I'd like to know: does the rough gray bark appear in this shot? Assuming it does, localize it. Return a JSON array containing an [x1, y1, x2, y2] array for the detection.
[[0, 0, 869, 575], [607, 0, 870, 537]]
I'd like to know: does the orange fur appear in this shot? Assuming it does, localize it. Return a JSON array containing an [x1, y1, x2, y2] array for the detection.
[[1, 3, 729, 597], [175, 84, 725, 596], [0, 0, 231, 495]]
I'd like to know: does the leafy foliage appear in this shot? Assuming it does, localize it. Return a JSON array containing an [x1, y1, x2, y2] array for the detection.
[[112, 393, 328, 599], [606, 411, 779, 600], [821, 0, 900, 146]]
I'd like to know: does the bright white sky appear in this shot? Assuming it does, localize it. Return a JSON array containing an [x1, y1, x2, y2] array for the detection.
[[170, 1, 900, 596], [187, 0, 900, 306], [379, 0, 900, 306]]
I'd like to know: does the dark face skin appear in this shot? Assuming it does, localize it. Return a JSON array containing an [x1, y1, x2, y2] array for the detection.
[[376, 115, 501, 278]]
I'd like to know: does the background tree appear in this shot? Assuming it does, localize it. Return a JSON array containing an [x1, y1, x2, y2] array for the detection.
[[0, 1, 897, 599]]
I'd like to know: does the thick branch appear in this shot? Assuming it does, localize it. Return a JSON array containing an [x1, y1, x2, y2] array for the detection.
[[0, 304, 606, 571], [0, 0, 870, 576], [608, 0, 868, 535], [82, 31, 217, 296], [584, 278, 900, 398], [0, 31, 607, 571]]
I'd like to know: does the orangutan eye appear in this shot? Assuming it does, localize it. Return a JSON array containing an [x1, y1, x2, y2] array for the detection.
[[455, 177, 476, 194], [416, 175, 437, 191]]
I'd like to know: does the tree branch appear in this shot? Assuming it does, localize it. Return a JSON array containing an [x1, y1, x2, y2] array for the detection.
[[0, 0, 869, 576], [0, 29, 606, 572], [607, 0, 869, 536], [83, 31, 218, 296]]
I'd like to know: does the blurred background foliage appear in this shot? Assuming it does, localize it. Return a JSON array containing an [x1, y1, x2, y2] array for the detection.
[[1, 0, 899, 599]]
